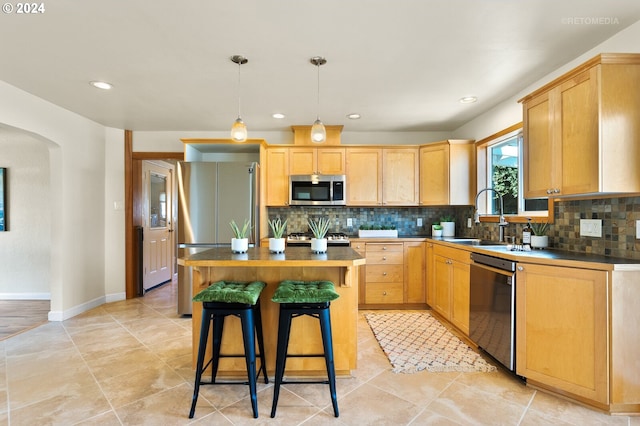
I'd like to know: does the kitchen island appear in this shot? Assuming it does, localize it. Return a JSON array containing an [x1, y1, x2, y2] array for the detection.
[[178, 246, 366, 377]]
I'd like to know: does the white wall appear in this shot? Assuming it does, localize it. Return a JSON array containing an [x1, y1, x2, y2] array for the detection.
[[0, 127, 51, 298], [104, 127, 126, 301], [0, 80, 110, 320], [453, 20, 640, 141]]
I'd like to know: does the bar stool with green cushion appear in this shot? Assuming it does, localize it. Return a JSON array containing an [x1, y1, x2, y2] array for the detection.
[[189, 280, 268, 419], [270, 280, 340, 418]]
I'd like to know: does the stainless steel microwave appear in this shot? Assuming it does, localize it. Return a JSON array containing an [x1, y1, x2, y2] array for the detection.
[[289, 174, 346, 206]]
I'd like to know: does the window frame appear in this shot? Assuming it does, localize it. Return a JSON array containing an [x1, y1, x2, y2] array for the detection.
[[475, 123, 554, 225]]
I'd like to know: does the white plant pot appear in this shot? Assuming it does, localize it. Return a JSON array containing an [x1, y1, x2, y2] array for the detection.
[[311, 238, 328, 253], [530, 235, 549, 249], [269, 237, 286, 253], [231, 238, 249, 253], [441, 222, 455, 237], [432, 226, 443, 237], [357, 229, 398, 238]]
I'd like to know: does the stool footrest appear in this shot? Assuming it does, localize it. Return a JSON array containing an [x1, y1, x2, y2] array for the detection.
[[280, 380, 330, 385]]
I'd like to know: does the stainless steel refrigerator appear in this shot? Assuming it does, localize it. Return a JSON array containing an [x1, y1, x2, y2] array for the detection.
[[177, 161, 260, 315]]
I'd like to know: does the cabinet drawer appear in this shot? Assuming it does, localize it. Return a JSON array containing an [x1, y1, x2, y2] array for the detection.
[[365, 282, 403, 304], [366, 265, 403, 282], [433, 244, 471, 264], [366, 243, 403, 253], [351, 243, 367, 256], [366, 251, 403, 264]]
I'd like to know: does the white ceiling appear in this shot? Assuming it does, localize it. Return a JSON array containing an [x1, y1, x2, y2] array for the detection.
[[1, 0, 639, 134]]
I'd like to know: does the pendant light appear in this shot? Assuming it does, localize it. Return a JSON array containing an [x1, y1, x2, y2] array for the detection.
[[230, 55, 248, 142], [310, 56, 327, 143]]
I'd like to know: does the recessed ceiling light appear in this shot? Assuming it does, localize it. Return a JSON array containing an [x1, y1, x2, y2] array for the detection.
[[90, 81, 113, 90], [346, 113, 361, 120], [459, 96, 477, 104], [272, 113, 285, 119]]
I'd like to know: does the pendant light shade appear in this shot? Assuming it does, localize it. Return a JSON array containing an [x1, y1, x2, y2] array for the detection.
[[310, 56, 327, 143], [230, 55, 248, 142]]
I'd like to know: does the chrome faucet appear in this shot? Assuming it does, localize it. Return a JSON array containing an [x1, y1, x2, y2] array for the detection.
[[474, 188, 509, 242]]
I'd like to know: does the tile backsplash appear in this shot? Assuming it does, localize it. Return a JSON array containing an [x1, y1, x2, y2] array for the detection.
[[269, 195, 640, 260]]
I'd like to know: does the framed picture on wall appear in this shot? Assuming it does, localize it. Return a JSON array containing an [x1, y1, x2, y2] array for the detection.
[[0, 168, 6, 231]]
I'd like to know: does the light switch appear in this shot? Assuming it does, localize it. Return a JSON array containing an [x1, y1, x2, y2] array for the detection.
[[417, 218, 423, 227], [347, 218, 353, 227], [580, 219, 602, 237], [636, 220, 640, 239]]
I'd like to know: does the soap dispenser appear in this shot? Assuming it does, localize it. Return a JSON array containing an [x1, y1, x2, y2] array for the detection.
[[522, 218, 532, 249]]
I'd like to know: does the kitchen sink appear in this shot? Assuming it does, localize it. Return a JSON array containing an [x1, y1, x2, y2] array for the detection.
[[442, 238, 507, 246]]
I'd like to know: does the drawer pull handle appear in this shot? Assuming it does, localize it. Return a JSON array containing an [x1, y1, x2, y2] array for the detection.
[[382, 246, 387, 250], [383, 272, 387, 276], [383, 291, 387, 296], [382, 256, 387, 260]]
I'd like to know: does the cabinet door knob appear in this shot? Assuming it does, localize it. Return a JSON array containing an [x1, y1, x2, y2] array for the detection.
[[546, 189, 553, 194], [383, 291, 387, 296], [554, 188, 561, 193], [383, 272, 387, 276], [382, 246, 387, 250], [517, 266, 524, 271], [382, 256, 387, 261]]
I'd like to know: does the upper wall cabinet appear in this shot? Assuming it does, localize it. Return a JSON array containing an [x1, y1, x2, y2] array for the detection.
[[346, 148, 383, 205], [289, 147, 346, 175], [419, 140, 475, 206], [520, 53, 640, 198], [346, 147, 419, 206], [265, 147, 289, 206]]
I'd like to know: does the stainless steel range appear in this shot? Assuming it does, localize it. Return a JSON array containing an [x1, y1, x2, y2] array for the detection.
[[286, 232, 351, 247]]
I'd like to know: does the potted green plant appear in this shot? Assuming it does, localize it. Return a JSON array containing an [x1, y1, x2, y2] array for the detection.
[[432, 223, 443, 237], [440, 214, 456, 237], [267, 217, 288, 253], [308, 217, 331, 253], [530, 219, 550, 249], [229, 219, 251, 253]]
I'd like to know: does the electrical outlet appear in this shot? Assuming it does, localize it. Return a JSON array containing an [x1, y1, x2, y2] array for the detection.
[[417, 218, 423, 227], [347, 218, 353, 227], [467, 218, 472, 228], [580, 219, 602, 237], [636, 220, 640, 239]]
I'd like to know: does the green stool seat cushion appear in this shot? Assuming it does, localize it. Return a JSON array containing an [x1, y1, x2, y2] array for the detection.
[[271, 280, 339, 304], [193, 281, 266, 305]]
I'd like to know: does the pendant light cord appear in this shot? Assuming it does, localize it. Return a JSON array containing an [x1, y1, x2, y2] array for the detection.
[[237, 61, 242, 119], [316, 61, 320, 120]]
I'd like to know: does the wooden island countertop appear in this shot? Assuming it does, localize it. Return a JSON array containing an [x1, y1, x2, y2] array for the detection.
[[178, 246, 366, 377]]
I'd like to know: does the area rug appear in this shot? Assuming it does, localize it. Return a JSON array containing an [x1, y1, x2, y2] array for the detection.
[[365, 312, 497, 373]]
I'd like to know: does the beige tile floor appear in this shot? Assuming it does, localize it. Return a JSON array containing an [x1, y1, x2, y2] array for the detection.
[[1, 280, 638, 425]]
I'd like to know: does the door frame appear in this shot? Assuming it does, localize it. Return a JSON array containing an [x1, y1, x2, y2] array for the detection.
[[124, 130, 183, 299]]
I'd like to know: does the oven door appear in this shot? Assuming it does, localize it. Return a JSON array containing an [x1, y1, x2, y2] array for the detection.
[[469, 261, 516, 371]]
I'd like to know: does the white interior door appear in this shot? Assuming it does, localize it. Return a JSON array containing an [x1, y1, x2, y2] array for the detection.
[[143, 161, 174, 291]]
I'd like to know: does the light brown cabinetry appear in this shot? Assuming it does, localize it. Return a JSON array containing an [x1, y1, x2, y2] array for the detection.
[[266, 147, 289, 206], [521, 53, 640, 198], [431, 243, 470, 335], [382, 148, 419, 206], [419, 140, 475, 205], [289, 147, 346, 175], [346, 147, 419, 206], [404, 241, 426, 303], [516, 263, 608, 405], [364, 243, 404, 304], [346, 148, 382, 205], [356, 240, 427, 307]]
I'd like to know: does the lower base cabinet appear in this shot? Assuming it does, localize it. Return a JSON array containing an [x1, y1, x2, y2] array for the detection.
[[355, 240, 426, 308], [431, 243, 470, 335], [516, 262, 640, 413]]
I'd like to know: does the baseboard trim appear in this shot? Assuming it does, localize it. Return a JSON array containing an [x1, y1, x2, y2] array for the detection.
[[47, 292, 126, 321], [0, 292, 51, 300]]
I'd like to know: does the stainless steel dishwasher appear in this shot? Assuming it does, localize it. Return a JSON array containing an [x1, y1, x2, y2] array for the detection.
[[469, 252, 516, 372]]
